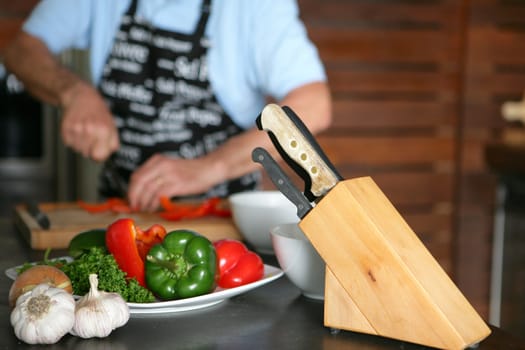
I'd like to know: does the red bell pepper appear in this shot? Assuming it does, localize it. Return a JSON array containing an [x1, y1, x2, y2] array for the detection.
[[213, 239, 264, 288], [135, 223, 167, 261], [106, 218, 167, 287]]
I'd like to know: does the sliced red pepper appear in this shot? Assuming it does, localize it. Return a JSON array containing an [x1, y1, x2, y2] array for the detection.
[[159, 196, 199, 219], [159, 196, 179, 212], [77, 197, 132, 214], [205, 197, 231, 217], [107, 197, 133, 213], [213, 239, 264, 288], [106, 218, 166, 287], [209, 206, 232, 217], [158, 210, 190, 221], [77, 200, 112, 213], [158, 197, 231, 221], [79, 197, 231, 218], [182, 198, 218, 218]]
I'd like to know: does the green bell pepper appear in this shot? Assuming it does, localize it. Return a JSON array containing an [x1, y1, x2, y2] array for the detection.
[[145, 229, 217, 300]]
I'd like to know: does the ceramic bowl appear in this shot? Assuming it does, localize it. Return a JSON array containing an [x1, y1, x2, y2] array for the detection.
[[270, 223, 325, 300], [229, 191, 299, 254]]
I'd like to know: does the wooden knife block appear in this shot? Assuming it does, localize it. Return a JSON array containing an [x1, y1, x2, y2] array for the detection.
[[298, 176, 491, 349]]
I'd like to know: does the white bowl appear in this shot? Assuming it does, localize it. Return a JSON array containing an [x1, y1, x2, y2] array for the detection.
[[229, 191, 299, 254], [271, 223, 325, 300]]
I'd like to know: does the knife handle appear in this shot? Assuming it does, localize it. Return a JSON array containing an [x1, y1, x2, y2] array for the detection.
[[26, 201, 51, 230], [103, 154, 129, 199], [252, 147, 312, 218], [256, 104, 342, 201]]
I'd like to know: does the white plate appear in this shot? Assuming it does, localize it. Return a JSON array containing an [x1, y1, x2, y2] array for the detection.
[[5, 256, 74, 280], [5, 260, 283, 315]]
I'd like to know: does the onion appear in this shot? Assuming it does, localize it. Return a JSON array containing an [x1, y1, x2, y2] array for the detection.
[[9, 265, 73, 307]]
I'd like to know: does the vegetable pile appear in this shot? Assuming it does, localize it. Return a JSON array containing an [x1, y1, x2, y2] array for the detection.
[[8, 217, 265, 345]]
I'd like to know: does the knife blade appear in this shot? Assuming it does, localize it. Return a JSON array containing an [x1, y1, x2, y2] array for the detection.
[[256, 104, 343, 201], [26, 201, 50, 230], [252, 147, 312, 218]]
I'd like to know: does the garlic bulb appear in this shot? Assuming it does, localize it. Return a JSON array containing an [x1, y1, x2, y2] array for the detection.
[[10, 283, 76, 344], [71, 274, 130, 338]]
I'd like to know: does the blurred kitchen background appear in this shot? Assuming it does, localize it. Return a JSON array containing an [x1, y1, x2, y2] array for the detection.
[[0, 50, 100, 213], [0, 0, 524, 339]]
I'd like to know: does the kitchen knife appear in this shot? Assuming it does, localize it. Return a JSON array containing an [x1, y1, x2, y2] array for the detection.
[[103, 155, 128, 199], [252, 147, 312, 218], [26, 201, 50, 230], [256, 104, 343, 201]]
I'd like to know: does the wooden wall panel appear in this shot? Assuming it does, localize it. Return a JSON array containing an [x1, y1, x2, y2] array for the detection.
[[328, 70, 458, 95], [332, 100, 456, 129], [319, 136, 454, 165], [312, 30, 460, 63], [458, 0, 525, 319], [298, 0, 464, 280]]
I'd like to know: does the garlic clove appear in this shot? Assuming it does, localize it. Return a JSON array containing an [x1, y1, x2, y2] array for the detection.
[[72, 274, 130, 339]]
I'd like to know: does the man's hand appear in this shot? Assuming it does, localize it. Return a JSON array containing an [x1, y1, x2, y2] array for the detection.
[[60, 82, 119, 161], [2, 32, 119, 162], [127, 154, 220, 212]]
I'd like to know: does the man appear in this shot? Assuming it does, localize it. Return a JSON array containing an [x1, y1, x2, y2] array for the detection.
[[2, 0, 331, 211]]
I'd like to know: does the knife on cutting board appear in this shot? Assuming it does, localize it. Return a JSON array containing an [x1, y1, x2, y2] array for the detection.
[[26, 200, 50, 230], [256, 104, 343, 202]]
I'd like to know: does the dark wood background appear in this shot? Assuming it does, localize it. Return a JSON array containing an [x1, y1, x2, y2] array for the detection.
[[2, 0, 525, 320], [296, 0, 525, 320]]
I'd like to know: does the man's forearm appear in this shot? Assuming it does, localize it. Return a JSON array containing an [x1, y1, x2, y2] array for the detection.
[[207, 81, 333, 184], [2, 31, 83, 108]]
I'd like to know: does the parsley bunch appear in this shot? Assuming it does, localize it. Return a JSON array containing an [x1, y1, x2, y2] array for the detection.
[[60, 247, 155, 303]]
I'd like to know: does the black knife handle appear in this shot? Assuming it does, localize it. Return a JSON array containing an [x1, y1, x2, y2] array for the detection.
[[103, 154, 129, 199], [26, 201, 50, 230], [252, 147, 312, 219]]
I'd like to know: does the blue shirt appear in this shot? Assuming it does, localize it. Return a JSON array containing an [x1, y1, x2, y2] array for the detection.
[[23, 0, 326, 128]]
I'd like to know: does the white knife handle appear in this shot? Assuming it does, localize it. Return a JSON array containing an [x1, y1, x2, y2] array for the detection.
[[258, 104, 340, 199]]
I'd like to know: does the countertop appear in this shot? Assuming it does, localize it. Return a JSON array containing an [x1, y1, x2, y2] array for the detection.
[[1, 218, 524, 350]]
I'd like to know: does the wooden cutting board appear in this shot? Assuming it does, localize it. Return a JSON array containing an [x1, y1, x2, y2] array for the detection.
[[14, 202, 241, 250]]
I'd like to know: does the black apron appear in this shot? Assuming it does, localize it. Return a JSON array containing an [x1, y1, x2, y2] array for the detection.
[[98, 0, 260, 199]]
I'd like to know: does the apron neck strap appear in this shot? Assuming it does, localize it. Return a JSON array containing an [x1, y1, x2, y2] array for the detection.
[[193, 0, 211, 39], [127, 0, 138, 17]]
